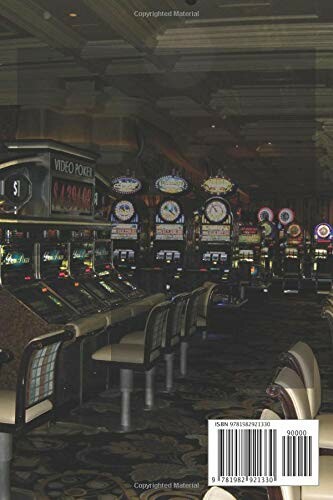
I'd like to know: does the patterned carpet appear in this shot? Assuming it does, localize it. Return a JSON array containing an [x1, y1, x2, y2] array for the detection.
[[11, 290, 333, 500]]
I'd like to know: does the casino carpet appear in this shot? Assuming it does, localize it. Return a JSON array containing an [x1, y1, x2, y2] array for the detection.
[[11, 292, 333, 500]]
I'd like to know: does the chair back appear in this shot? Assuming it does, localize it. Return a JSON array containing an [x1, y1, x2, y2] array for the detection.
[[164, 292, 190, 349], [261, 409, 301, 500], [281, 342, 321, 418], [197, 282, 218, 318], [15, 328, 74, 426], [143, 301, 171, 365], [182, 287, 206, 338], [266, 367, 312, 420]]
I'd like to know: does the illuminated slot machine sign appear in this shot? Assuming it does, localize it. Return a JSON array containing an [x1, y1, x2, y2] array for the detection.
[[201, 225, 231, 242], [287, 223, 303, 245], [238, 226, 261, 245], [70, 242, 93, 275], [111, 223, 138, 240], [155, 224, 184, 241], [94, 241, 111, 270]]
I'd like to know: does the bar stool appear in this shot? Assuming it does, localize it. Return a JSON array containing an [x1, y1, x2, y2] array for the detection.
[[91, 300, 170, 432], [0, 328, 74, 500], [203, 487, 237, 499], [261, 409, 333, 500], [280, 341, 333, 450], [179, 287, 206, 377], [120, 292, 190, 393], [197, 282, 218, 340]]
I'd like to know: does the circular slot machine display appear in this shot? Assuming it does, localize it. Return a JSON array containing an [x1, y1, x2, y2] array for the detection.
[[287, 223, 301, 238], [315, 223, 332, 240], [258, 206, 274, 223], [278, 208, 295, 226], [114, 200, 135, 222], [204, 198, 229, 224], [159, 199, 182, 223]]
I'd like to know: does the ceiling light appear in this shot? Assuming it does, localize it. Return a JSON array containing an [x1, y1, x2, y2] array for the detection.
[[268, 141, 272, 145], [211, 124, 216, 129], [68, 12, 78, 17], [235, 144, 239, 148]]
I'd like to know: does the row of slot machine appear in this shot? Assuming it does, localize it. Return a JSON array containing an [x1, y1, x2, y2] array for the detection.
[[0, 140, 161, 397], [109, 183, 333, 294]]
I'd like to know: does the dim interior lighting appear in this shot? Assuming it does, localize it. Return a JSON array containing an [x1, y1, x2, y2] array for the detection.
[[68, 12, 78, 17], [24, 276, 31, 281], [268, 141, 272, 145], [74, 282, 79, 287], [211, 124, 216, 128], [42, 288, 48, 293], [235, 144, 239, 148]]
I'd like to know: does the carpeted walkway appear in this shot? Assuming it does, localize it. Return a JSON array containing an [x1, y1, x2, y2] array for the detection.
[[11, 293, 333, 499]]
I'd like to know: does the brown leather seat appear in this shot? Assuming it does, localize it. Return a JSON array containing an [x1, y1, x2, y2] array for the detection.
[[92, 300, 171, 432], [262, 409, 333, 500], [280, 341, 333, 450]]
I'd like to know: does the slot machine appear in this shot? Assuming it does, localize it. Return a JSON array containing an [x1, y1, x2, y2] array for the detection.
[[312, 222, 333, 294], [278, 209, 304, 293], [199, 197, 233, 280], [0, 227, 79, 390], [110, 176, 142, 277], [257, 207, 277, 286], [237, 223, 263, 288], [153, 198, 185, 292]]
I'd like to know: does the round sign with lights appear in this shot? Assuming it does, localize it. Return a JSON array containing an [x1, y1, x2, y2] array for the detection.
[[278, 208, 295, 226], [288, 223, 301, 238], [258, 206, 274, 223], [315, 223, 332, 240], [159, 199, 182, 223], [204, 198, 229, 223], [114, 200, 135, 222], [112, 177, 142, 195], [202, 176, 235, 196], [155, 175, 188, 195]]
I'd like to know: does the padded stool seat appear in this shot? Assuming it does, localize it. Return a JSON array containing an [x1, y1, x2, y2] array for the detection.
[[0, 391, 52, 425], [302, 456, 333, 499], [120, 331, 144, 345], [316, 414, 333, 449], [203, 487, 236, 499], [92, 343, 144, 364]]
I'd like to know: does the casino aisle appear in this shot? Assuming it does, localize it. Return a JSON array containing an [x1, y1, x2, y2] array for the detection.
[[9, 292, 332, 499]]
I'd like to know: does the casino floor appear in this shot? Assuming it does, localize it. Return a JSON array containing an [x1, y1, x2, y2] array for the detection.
[[9, 291, 332, 500]]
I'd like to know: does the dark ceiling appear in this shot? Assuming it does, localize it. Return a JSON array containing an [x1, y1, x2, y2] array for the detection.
[[0, 0, 332, 199]]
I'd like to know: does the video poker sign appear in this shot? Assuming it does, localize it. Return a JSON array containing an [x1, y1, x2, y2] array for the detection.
[[50, 153, 95, 180]]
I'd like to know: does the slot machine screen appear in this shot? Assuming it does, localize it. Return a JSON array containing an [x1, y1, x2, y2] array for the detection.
[[156, 250, 181, 262], [203, 251, 228, 263], [94, 242, 111, 269], [113, 249, 135, 263], [239, 227, 260, 244], [14, 283, 77, 324], [0, 244, 34, 284], [71, 242, 93, 274], [40, 243, 68, 278]]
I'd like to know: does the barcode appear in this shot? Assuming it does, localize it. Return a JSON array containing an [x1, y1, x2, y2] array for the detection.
[[282, 435, 312, 477], [208, 420, 319, 486], [217, 429, 277, 479]]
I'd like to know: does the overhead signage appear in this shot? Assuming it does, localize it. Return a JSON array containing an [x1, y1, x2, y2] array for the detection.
[[155, 175, 188, 195], [112, 177, 142, 195], [258, 206, 274, 223], [315, 223, 332, 240], [202, 176, 235, 196], [50, 153, 94, 180], [278, 208, 295, 226], [51, 177, 93, 216]]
